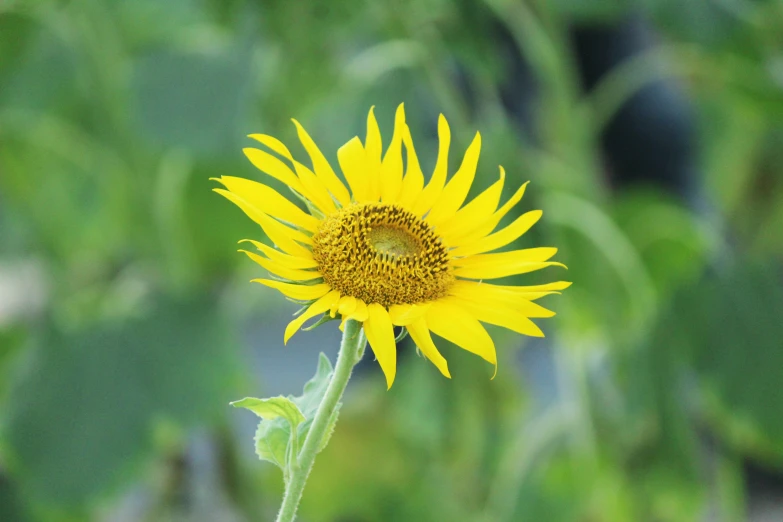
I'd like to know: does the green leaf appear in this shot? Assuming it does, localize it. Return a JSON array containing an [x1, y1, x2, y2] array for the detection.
[[231, 397, 306, 474], [231, 397, 306, 427], [254, 416, 293, 473], [234, 353, 340, 475], [293, 353, 340, 456], [294, 353, 334, 418]]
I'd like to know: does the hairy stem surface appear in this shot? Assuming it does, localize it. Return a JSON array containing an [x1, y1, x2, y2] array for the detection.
[[275, 320, 365, 522]]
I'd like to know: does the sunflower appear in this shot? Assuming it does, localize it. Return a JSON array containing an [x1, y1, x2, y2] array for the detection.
[[214, 105, 570, 388]]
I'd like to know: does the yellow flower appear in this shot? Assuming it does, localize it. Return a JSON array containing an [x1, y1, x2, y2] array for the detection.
[[214, 105, 570, 388]]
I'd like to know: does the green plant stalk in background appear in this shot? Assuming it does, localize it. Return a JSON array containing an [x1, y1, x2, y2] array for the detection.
[[275, 319, 365, 522]]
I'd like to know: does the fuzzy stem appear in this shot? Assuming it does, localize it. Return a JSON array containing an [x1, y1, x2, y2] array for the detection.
[[275, 320, 365, 522]]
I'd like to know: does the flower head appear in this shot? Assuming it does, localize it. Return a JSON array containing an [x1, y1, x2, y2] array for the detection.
[[215, 105, 570, 388]]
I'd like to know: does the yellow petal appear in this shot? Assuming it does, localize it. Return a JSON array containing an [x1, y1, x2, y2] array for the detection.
[[292, 119, 351, 206], [241, 250, 320, 282], [348, 299, 369, 322], [331, 295, 358, 318], [449, 295, 545, 337], [438, 166, 504, 245], [380, 103, 405, 204], [214, 177, 320, 232], [412, 114, 450, 216], [448, 280, 555, 318], [252, 279, 332, 301], [248, 133, 290, 158], [239, 239, 317, 269], [451, 210, 542, 258], [337, 295, 357, 316], [504, 281, 573, 292], [337, 296, 358, 330], [242, 147, 309, 199], [425, 298, 497, 366], [452, 247, 564, 279], [452, 246, 557, 267], [453, 261, 565, 280], [407, 318, 450, 378], [214, 189, 312, 257], [447, 181, 529, 248], [487, 281, 573, 301], [337, 137, 369, 202], [291, 159, 337, 214], [285, 291, 341, 344], [364, 303, 397, 389], [396, 125, 425, 210], [388, 303, 430, 326], [517, 291, 560, 300], [248, 134, 336, 214], [426, 131, 481, 226], [492, 180, 529, 218], [364, 106, 382, 202]]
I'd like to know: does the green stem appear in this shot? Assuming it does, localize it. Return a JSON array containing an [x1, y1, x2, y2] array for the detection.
[[275, 320, 365, 522]]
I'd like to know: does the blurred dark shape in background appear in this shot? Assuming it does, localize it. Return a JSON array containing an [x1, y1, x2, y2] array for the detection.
[[571, 16, 699, 199], [1, 1, 782, 521]]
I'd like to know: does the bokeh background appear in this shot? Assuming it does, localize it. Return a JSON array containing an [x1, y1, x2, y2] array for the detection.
[[1, 0, 783, 521]]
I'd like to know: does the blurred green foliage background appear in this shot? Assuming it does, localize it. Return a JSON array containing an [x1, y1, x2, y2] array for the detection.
[[1, 0, 782, 521]]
